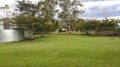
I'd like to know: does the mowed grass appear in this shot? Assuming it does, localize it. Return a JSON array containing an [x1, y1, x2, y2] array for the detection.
[[0, 35, 120, 67]]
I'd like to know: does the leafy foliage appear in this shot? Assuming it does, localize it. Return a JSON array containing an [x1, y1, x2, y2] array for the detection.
[[74, 19, 118, 36], [58, 0, 84, 34]]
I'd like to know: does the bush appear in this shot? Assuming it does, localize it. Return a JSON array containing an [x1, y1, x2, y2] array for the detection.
[[75, 19, 118, 36]]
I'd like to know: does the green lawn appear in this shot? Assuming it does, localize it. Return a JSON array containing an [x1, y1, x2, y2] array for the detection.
[[0, 35, 120, 67]]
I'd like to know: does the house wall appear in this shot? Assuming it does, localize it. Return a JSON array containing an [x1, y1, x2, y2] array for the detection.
[[0, 21, 17, 29], [0, 21, 4, 29], [0, 20, 25, 42], [0, 30, 24, 42]]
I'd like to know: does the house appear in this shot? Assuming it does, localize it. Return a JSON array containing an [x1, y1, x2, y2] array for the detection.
[[0, 20, 24, 42], [0, 20, 17, 30]]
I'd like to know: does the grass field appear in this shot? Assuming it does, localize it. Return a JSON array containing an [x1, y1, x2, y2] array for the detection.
[[0, 35, 120, 67]]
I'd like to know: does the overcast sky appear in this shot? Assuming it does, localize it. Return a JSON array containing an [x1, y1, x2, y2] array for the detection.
[[0, 0, 120, 19]]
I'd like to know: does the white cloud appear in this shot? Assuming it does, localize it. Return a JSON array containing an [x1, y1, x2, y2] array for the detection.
[[81, 0, 120, 19], [0, 0, 120, 19], [0, 0, 15, 6], [82, 0, 120, 9], [0, 0, 39, 18]]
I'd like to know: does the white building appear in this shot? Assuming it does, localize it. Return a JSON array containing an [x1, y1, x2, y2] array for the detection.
[[0, 20, 17, 30], [0, 21, 4, 29], [0, 20, 24, 42]]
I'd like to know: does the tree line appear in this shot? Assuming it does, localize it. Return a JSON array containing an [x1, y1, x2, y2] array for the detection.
[[73, 18, 120, 36], [0, 0, 120, 37], [10, 0, 83, 36]]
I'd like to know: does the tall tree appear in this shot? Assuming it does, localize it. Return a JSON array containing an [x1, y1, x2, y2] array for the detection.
[[58, 0, 84, 34], [12, 0, 38, 30], [38, 0, 58, 23], [13, 0, 59, 37], [16, 0, 38, 16]]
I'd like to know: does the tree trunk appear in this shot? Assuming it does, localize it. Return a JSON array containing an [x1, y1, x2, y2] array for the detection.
[[68, 19, 71, 34], [40, 32, 45, 38]]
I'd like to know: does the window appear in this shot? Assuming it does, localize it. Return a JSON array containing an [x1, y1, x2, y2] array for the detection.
[[4, 22, 10, 29]]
